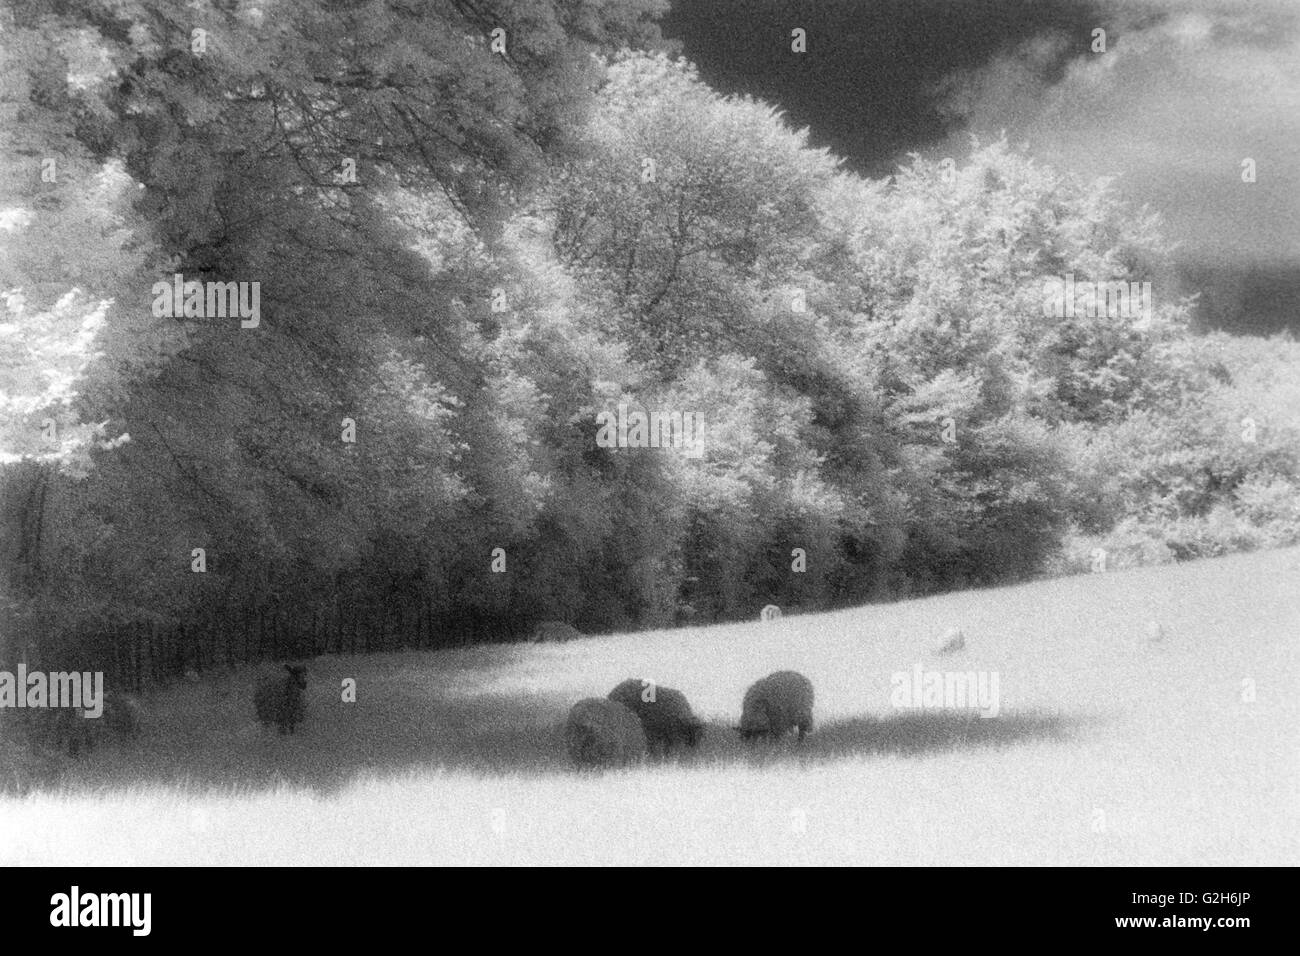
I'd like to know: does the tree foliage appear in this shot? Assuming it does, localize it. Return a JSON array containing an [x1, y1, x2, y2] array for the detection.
[[1, 22, 1292, 667]]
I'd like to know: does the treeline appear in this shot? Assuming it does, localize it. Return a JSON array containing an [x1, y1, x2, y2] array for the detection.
[[1, 2, 1297, 669]]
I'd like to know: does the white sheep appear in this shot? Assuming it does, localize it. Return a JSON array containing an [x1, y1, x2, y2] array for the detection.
[[563, 698, 647, 768], [936, 627, 965, 655], [532, 620, 583, 643], [738, 670, 815, 742], [1145, 621, 1166, 643], [253, 663, 308, 734], [760, 604, 782, 622], [607, 678, 704, 754]]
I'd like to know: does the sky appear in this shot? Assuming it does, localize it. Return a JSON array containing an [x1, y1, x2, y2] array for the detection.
[[662, 0, 1300, 334]]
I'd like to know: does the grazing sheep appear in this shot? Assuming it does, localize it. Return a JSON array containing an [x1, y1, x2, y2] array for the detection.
[[608, 679, 704, 754], [738, 671, 815, 742], [253, 663, 308, 734], [48, 707, 99, 757], [183, 669, 200, 684], [532, 620, 583, 643], [42, 690, 142, 756], [1145, 621, 1166, 643], [936, 627, 965, 655], [563, 698, 647, 768], [760, 604, 782, 622]]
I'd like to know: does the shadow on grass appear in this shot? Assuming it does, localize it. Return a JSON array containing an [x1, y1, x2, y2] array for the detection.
[[44, 681, 1090, 796], [696, 709, 1086, 768], [53, 690, 576, 796]]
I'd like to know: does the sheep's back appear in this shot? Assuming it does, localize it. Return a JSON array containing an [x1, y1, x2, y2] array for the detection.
[[608, 680, 700, 743], [253, 676, 300, 724], [533, 621, 583, 643], [564, 698, 646, 767], [741, 671, 814, 734]]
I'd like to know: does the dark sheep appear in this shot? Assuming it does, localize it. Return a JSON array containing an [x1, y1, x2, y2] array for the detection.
[[48, 708, 97, 757], [564, 698, 647, 768], [607, 678, 704, 754], [532, 621, 583, 643], [44, 689, 143, 756], [738, 670, 815, 742], [253, 664, 308, 734]]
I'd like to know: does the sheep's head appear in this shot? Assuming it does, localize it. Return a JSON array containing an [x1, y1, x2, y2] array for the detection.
[[737, 699, 776, 740], [684, 721, 704, 747], [283, 664, 308, 689]]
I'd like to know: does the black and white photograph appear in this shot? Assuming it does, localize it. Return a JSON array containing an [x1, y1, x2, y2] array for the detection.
[[0, 0, 1296, 889]]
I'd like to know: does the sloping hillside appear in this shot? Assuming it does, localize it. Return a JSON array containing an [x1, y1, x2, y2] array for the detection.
[[3, 547, 1297, 865]]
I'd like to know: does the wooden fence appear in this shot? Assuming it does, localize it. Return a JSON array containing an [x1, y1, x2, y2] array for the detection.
[[2, 599, 524, 694]]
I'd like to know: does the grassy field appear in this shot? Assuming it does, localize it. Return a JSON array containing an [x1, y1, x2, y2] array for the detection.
[[3, 547, 1298, 865]]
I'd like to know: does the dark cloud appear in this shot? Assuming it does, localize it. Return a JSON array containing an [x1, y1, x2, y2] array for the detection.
[[664, 0, 1300, 333], [662, 0, 1109, 175], [938, 0, 1300, 267]]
